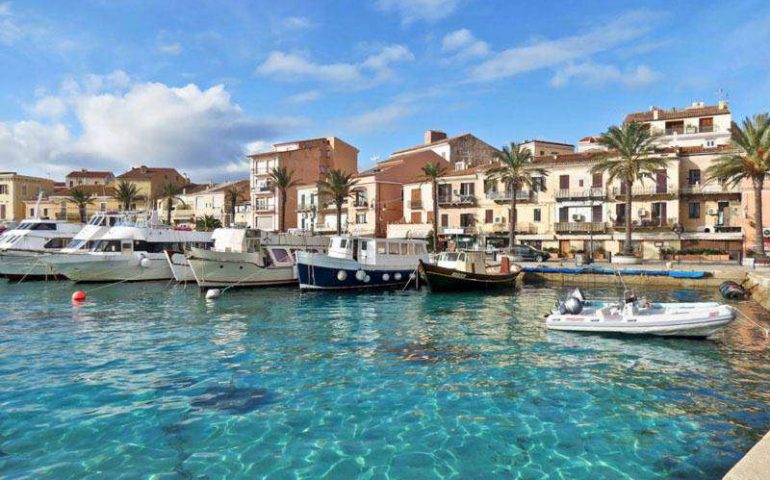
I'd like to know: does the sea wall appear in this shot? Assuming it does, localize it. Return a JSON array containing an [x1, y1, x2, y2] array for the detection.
[[724, 429, 770, 479], [743, 272, 770, 311], [523, 266, 745, 287]]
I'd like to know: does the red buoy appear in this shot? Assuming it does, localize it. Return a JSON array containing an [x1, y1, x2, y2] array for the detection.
[[72, 290, 87, 302]]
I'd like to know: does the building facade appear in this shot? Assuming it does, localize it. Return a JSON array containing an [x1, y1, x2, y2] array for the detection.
[[390, 130, 499, 172], [250, 137, 358, 231], [66, 170, 115, 188], [156, 180, 250, 227], [115, 166, 189, 211], [0, 172, 55, 223]]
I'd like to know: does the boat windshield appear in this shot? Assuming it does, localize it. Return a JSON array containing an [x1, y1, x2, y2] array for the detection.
[[17, 222, 57, 231], [92, 239, 123, 252], [64, 239, 91, 250]]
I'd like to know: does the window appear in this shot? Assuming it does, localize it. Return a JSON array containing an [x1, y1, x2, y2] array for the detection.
[[376, 242, 387, 254], [459, 182, 474, 197], [460, 213, 474, 227], [0, 184, 7, 194], [339, 239, 347, 249], [388, 242, 400, 255], [356, 213, 367, 224], [688, 169, 701, 185], [578, 179, 584, 187], [271, 248, 291, 263], [485, 209, 493, 223], [441, 214, 449, 227], [533, 209, 542, 222], [532, 177, 545, 192], [688, 202, 701, 219]]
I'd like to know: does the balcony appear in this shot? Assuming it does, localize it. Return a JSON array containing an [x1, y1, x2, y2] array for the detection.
[[297, 203, 317, 213], [714, 225, 742, 233], [555, 222, 608, 234], [555, 187, 605, 201], [680, 184, 741, 196], [438, 194, 476, 207], [407, 199, 423, 209], [653, 125, 720, 136], [613, 218, 678, 231], [610, 185, 677, 198], [440, 225, 477, 235], [353, 200, 369, 209], [486, 190, 535, 203], [254, 203, 275, 212]]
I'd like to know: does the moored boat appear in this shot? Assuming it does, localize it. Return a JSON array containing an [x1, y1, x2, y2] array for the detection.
[[186, 228, 328, 288], [296, 236, 428, 290], [419, 251, 521, 292], [545, 288, 736, 337], [0, 218, 83, 281]]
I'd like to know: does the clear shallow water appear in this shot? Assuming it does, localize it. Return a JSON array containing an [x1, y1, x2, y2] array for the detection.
[[1, 281, 770, 479]]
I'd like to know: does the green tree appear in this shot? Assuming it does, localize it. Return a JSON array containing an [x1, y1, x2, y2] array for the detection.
[[706, 114, 770, 255], [590, 122, 667, 256], [269, 166, 299, 232], [160, 181, 184, 226], [486, 143, 548, 250], [420, 161, 448, 253], [66, 187, 95, 223], [224, 186, 242, 227], [317, 169, 358, 235], [112, 180, 141, 211], [196, 215, 222, 232]]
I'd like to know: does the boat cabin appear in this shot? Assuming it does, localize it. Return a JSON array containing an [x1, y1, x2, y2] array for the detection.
[[0, 219, 82, 251], [327, 236, 429, 266], [436, 251, 488, 274], [89, 225, 212, 255]]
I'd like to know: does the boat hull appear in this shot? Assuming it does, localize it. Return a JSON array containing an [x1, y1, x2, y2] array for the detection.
[[165, 251, 196, 283], [419, 260, 520, 293], [54, 253, 173, 283], [0, 250, 64, 281], [187, 251, 297, 288], [296, 252, 417, 290]]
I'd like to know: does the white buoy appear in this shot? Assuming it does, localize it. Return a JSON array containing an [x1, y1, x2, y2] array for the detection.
[[206, 288, 221, 300], [394, 273, 402, 281], [140, 257, 152, 268], [337, 270, 348, 281], [355, 270, 366, 281], [364, 275, 371, 283], [382, 273, 390, 282]]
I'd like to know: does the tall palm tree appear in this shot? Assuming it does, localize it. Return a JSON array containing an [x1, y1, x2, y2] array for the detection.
[[160, 181, 184, 226], [66, 187, 95, 223], [707, 114, 770, 255], [591, 122, 667, 256], [196, 215, 222, 232], [420, 161, 448, 252], [269, 166, 299, 232], [224, 186, 242, 227], [112, 180, 141, 211], [317, 169, 357, 235], [487, 143, 548, 250]]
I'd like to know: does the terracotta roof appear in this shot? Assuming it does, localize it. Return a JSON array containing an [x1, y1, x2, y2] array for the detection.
[[579, 136, 601, 143], [355, 150, 445, 178], [625, 104, 730, 123], [118, 166, 184, 179], [391, 132, 475, 155], [66, 170, 114, 179]]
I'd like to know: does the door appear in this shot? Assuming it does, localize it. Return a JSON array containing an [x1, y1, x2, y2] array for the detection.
[[615, 203, 626, 225], [717, 201, 729, 225], [655, 170, 667, 193], [591, 205, 602, 223], [410, 211, 421, 223], [559, 240, 570, 257], [352, 239, 358, 262], [559, 175, 569, 192], [410, 188, 421, 209], [592, 173, 602, 187], [559, 207, 568, 223]]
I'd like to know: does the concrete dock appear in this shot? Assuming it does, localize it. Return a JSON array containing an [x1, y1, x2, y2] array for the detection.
[[724, 430, 770, 479]]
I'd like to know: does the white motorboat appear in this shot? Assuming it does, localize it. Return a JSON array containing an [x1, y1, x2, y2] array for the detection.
[[186, 228, 328, 288], [545, 289, 736, 337], [52, 214, 212, 282], [0, 219, 83, 280], [296, 236, 429, 290]]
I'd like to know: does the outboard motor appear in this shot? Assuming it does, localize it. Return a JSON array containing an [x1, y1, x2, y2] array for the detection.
[[720, 281, 748, 300], [571, 287, 586, 302], [563, 295, 584, 314]]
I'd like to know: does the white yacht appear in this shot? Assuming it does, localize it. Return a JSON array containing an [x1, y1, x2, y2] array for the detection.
[[52, 214, 212, 282], [186, 228, 328, 288], [296, 236, 429, 290], [0, 219, 83, 281]]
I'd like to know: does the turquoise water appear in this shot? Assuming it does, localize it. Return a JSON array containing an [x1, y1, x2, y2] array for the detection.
[[1, 281, 770, 479]]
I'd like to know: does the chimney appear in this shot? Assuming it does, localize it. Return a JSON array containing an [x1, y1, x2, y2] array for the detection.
[[652, 109, 659, 120], [424, 130, 447, 145], [718, 99, 727, 110]]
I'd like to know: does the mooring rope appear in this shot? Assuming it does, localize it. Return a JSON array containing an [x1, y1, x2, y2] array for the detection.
[[734, 308, 770, 338]]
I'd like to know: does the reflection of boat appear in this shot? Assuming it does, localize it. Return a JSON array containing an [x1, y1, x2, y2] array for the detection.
[[186, 229, 328, 288], [0, 219, 83, 280], [296, 236, 428, 290], [546, 288, 736, 337], [419, 251, 521, 292]]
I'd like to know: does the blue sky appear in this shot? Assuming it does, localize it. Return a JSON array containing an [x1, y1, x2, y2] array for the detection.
[[1, 0, 769, 182]]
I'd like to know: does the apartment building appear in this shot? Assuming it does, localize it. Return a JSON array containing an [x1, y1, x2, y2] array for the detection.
[[250, 137, 358, 231], [25, 184, 121, 222], [520, 139, 575, 156], [0, 172, 55, 223], [115, 166, 189, 210], [156, 179, 250, 226], [294, 184, 341, 234], [390, 130, 499, 172], [66, 170, 115, 187], [625, 100, 732, 148]]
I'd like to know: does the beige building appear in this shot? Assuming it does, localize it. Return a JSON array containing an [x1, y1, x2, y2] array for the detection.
[[115, 166, 189, 210], [390, 130, 499, 172], [25, 184, 121, 222], [294, 184, 343, 234], [156, 180, 250, 226], [250, 137, 358, 231], [66, 169, 115, 188], [520, 139, 575, 157], [0, 172, 55, 223], [625, 101, 732, 149]]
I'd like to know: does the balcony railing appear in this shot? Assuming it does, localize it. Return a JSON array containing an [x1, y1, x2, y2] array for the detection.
[[353, 200, 369, 208], [613, 218, 678, 230], [297, 203, 316, 212], [438, 194, 476, 206], [486, 190, 535, 202], [440, 226, 477, 235], [653, 126, 719, 136], [610, 185, 676, 197], [407, 200, 423, 209], [555, 222, 607, 234], [254, 203, 275, 212], [680, 184, 741, 195], [555, 187, 605, 200]]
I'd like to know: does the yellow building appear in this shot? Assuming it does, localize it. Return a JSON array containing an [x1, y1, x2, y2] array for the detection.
[[0, 172, 55, 223], [114, 166, 189, 210], [24, 184, 122, 223]]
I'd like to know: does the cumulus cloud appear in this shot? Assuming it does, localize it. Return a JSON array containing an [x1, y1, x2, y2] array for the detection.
[[375, 0, 459, 24], [469, 10, 660, 82], [550, 62, 658, 87], [286, 90, 321, 104], [256, 44, 414, 87], [441, 28, 489, 61], [0, 72, 303, 181]]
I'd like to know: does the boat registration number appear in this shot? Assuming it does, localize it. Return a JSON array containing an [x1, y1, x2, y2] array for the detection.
[[451, 272, 467, 279]]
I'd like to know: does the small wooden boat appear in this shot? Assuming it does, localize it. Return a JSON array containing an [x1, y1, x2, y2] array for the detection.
[[419, 251, 521, 292]]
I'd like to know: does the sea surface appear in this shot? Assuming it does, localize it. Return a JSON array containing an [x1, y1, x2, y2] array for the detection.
[[1, 280, 769, 479]]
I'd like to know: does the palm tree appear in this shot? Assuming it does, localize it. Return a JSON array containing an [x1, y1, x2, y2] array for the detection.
[[112, 180, 141, 211], [269, 166, 299, 232], [420, 161, 448, 252], [224, 186, 241, 227], [317, 169, 358, 235], [707, 114, 770, 255], [487, 142, 548, 250], [196, 215, 222, 232], [590, 122, 667, 256], [66, 187, 95, 223], [160, 181, 184, 226]]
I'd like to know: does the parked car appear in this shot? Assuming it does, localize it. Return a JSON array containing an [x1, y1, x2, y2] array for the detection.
[[510, 244, 550, 262]]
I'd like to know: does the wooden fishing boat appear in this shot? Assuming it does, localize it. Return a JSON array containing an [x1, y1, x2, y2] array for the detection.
[[419, 251, 521, 292]]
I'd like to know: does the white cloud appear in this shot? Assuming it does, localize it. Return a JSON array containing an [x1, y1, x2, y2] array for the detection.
[[256, 44, 414, 86], [376, 0, 459, 24], [0, 2, 78, 51], [469, 10, 659, 82], [441, 28, 489, 61], [345, 101, 417, 132], [281, 16, 313, 29], [550, 62, 658, 87], [0, 73, 303, 181], [159, 42, 183, 55], [29, 95, 67, 118], [286, 90, 321, 104]]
